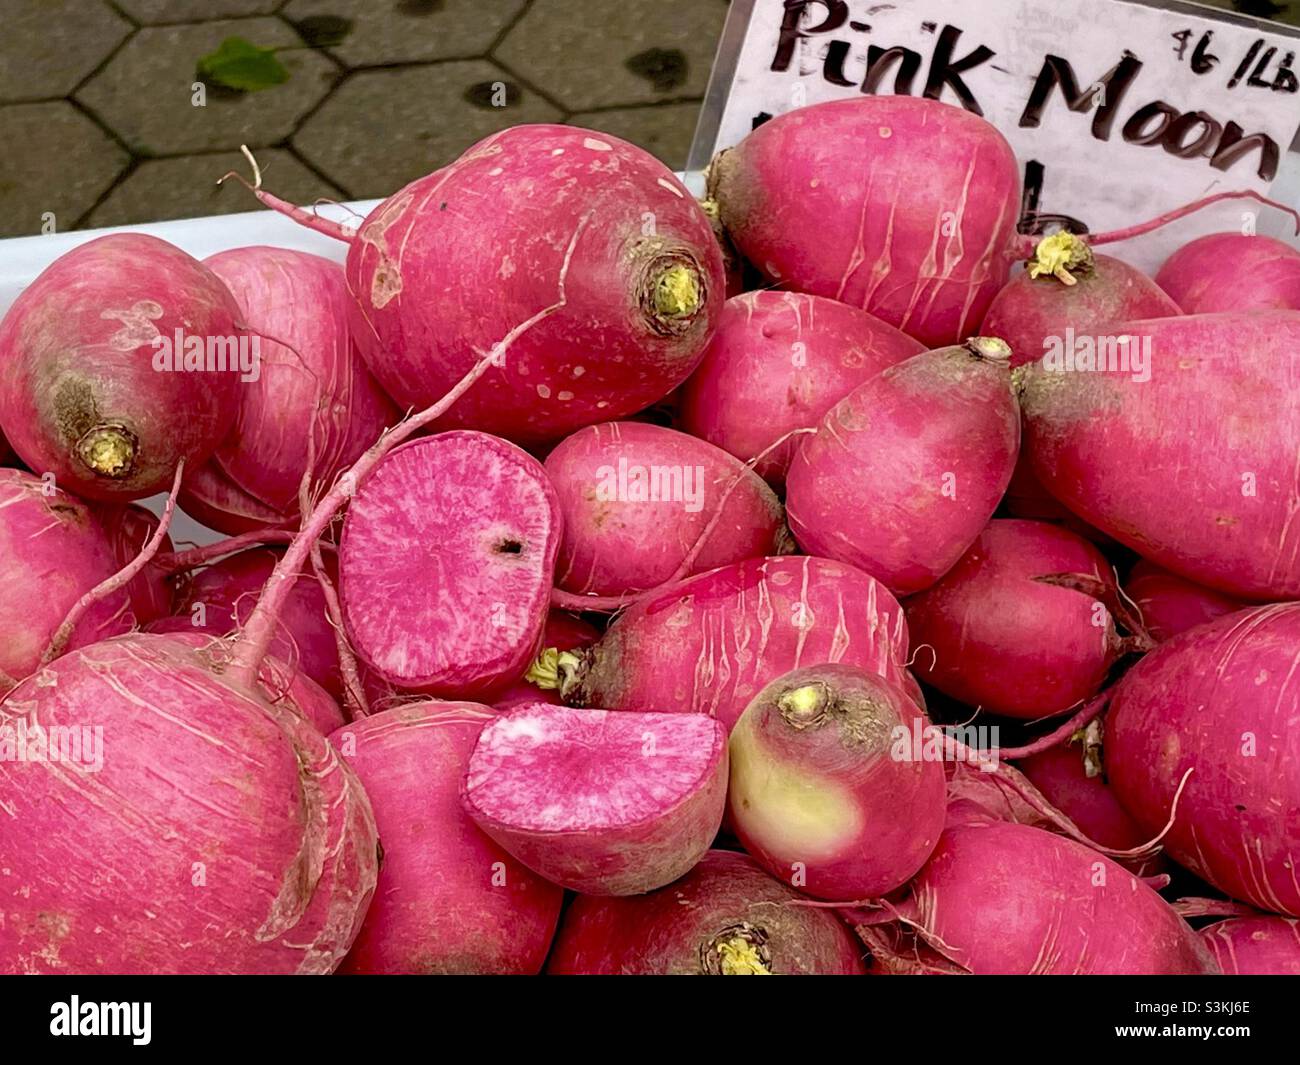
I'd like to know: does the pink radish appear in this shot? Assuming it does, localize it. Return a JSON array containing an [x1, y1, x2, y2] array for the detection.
[[0, 633, 377, 974], [538, 555, 913, 734], [91, 502, 174, 625], [678, 291, 924, 485], [1156, 232, 1300, 313], [462, 702, 727, 895], [786, 338, 1020, 595], [1199, 917, 1300, 975], [1021, 310, 1300, 599], [172, 546, 343, 701], [240, 128, 724, 444], [547, 849, 867, 975], [1125, 558, 1247, 642], [546, 421, 785, 596], [0, 469, 133, 693], [1106, 603, 1300, 916], [904, 520, 1121, 719], [0, 234, 242, 500], [185, 246, 398, 535], [495, 611, 601, 710], [707, 96, 1021, 347], [858, 820, 1216, 974], [339, 430, 561, 696], [979, 233, 1180, 367], [727, 664, 945, 900], [331, 702, 563, 973]]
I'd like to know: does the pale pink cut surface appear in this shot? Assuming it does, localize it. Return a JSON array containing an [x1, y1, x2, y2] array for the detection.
[[340, 432, 558, 689], [465, 705, 724, 833]]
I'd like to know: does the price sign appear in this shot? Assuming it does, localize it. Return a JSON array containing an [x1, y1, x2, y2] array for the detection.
[[689, 0, 1300, 270]]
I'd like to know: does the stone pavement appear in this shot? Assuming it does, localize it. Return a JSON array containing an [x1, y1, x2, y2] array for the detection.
[[0, 0, 730, 237]]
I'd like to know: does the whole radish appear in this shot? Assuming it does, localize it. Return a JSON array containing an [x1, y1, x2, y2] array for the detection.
[[678, 291, 924, 485], [980, 233, 1181, 367], [1156, 232, 1300, 313], [1106, 603, 1300, 916], [331, 702, 563, 974], [0, 234, 242, 500], [0, 633, 377, 974], [1125, 558, 1247, 642], [1200, 917, 1300, 975], [462, 703, 727, 895], [251, 127, 724, 443], [494, 611, 601, 710], [186, 247, 398, 535], [786, 338, 1020, 596], [91, 502, 174, 625], [708, 96, 1020, 347], [0, 469, 133, 694], [539, 555, 913, 733], [904, 520, 1121, 718], [727, 664, 945, 900], [547, 850, 867, 975], [173, 547, 343, 700], [858, 820, 1216, 974], [339, 431, 561, 697], [546, 421, 785, 596], [1021, 310, 1300, 599]]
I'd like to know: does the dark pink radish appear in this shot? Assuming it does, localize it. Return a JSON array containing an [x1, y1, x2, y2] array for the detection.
[[1022, 310, 1300, 599], [786, 338, 1020, 596], [858, 820, 1216, 974], [91, 502, 174, 625], [1106, 604, 1300, 916], [1199, 917, 1300, 975], [173, 546, 343, 700], [0, 234, 242, 500], [708, 96, 1020, 347], [1125, 558, 1247, 642], [179, 459, 285, 534], [0, 469, 133, 693], [547, 849, 867, 975], [546, 421, 785, 596], [330, 702, 562, 973], [186, 246, 398, 535], [727, 664, 945, 900], [677, 291, 924, 485], [149, 627, 345, 735], [1156, 232, 1300, 313], [0, 632, 377, 974], [1017, 742, 1164, 875], [339, 431, 561, 696], [246, 127, 723, 444], [979, 233, 1180, 367], [905, 520, 1121, 719], [540, 555, 913, 734], [494, 611, 601, 710], [462, 702, 727, 895]]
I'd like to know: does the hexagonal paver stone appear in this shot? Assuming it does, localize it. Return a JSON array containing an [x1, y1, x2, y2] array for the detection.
[[0, 0, 132, 103], [86, 148, 345, 229], [294, 60, 561, 198], [496, 0, 727, 111], [569, 102, 703, 171], [115, 0, 280, 22], [283, 0, 526, 67], [76, 18, 339, 155], [0, 102, 129, 237]]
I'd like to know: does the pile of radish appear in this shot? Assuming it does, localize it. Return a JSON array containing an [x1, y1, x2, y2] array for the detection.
[[4, 94, 1300, 977]]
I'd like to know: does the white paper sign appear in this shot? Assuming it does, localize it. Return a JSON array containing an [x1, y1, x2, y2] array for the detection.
[[690, 0, 1300, 270]]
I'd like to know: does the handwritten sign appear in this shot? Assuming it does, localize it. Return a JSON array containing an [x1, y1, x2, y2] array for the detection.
[[689, 0, 1300, 269]]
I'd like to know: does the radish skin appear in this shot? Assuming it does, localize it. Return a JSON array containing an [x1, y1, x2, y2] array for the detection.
[[1156, 232, 1300, 313], [462, 702, 727, 896], [1199, 917, 1300, 975], [547, 849, 867, 974], [1124, 558, 1247, 642]]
